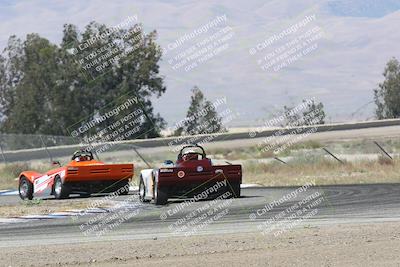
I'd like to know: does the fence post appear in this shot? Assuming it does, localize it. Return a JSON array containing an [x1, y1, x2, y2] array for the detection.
[[322, 148, 344, 164], [373, 141, 393, 160], [40, 135, 53, 163], [0, 142, 6, 164], [274, 157, 288, 165]]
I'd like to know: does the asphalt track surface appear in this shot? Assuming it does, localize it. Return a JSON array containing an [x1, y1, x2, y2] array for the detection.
[[0, 183, 399, 248]]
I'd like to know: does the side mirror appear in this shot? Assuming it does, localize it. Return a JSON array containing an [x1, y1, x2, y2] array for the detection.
[[52, 160, 61, 167], [164, 160, 174, 165]]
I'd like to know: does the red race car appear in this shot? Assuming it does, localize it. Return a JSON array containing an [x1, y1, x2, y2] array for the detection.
[[138, 144, 242, 205], [18, 150, 133, 200]]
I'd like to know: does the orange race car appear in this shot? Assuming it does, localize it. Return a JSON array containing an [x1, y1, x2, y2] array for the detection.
[[18, 150, 133, 200]]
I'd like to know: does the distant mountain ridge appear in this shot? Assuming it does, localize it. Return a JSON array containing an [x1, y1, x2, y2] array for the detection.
[[325, 0, 400, 17]]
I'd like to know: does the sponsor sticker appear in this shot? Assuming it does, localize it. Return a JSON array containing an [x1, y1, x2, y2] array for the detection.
[[160, 168, 174, 173], [177, 171, 185, 178]]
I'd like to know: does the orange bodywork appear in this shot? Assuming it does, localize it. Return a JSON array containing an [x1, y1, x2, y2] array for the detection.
[[64, 160, 133, 182], [19, 159, 134, 197]]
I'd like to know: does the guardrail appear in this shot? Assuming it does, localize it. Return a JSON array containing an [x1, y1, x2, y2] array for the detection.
[[1, 118, 400, 162]]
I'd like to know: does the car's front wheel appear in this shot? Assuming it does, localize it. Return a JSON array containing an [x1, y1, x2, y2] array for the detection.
[[53, 176, 70, 199], [139, 175, 150, 203], [19, 176, 33, 200]]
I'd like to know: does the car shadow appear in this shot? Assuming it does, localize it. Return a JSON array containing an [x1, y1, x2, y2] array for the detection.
[[166, 194, 259, 205], [42, 192, 133, 201]]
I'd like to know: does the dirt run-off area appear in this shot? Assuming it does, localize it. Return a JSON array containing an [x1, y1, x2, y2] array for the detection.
[[1, 221, 400, 267]]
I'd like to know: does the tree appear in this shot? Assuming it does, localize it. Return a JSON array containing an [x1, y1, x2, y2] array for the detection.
[[0, 35, 24, 128], [4, 34, 61, 134], [283, 99, 326, 126], [374, 58, 400, 119], [0, 21, 166, 139], [175, 86, 226, 135], [301, 99, 325, 125]]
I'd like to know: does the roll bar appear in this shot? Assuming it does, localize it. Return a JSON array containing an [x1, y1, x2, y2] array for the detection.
[[177, 144, 206, 160], [71, 149, 94, 160]]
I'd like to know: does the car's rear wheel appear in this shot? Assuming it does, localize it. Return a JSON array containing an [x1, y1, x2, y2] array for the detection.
[[117, 180, 130, 195], [53, 176, 70, 199], [139, 175, 150, 203], [154, 177, 168, 205], [233, 183, 241, 198], [227, 182, 241, 198], [80, 193, 91, 198], [19, 176, 33, 200]]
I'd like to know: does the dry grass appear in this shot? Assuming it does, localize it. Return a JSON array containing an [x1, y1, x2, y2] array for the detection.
[[207, 146, 274, 160], [243, 156, 400, 186], [1, 138, 399, 190], [207, 140, 323, 159], [0, 162, 30, 189], [0, 162, 52, 190]]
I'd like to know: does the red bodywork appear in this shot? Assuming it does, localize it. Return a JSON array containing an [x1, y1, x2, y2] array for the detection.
[[156, 145, 242, 199]]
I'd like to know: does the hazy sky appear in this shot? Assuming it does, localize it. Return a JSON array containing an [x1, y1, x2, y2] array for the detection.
[[1, 0, 399, 126]]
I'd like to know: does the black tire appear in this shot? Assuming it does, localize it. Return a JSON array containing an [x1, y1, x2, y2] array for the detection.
[[19, 176, 33, 200], [154, 177, 168, 205], [80, 193, 91, 198], [227, 183, 241, 198], [139, 176, 150, 203], [53, 175, 70, 199], [233, 183, 241, 198], [118, 180, 130, 195]]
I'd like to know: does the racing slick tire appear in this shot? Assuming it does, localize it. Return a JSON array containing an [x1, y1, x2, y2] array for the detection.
[[53, 175, 70, 199], [227, 182, 241, 198], [80, 193, 91, 198], [117, 180, 130, 195], [154, 177, 168, 205], [19, 176, 33, 200], [139, 175, 150, 203], [233, 183, 241, 198]]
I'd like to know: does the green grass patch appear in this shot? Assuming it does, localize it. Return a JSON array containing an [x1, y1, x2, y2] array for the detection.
[[0, 162, 53, 190]]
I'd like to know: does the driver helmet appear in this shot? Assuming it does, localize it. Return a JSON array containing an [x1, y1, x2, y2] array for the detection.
[[182, 149, 198, 161], [72, 149, 90, 162]]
